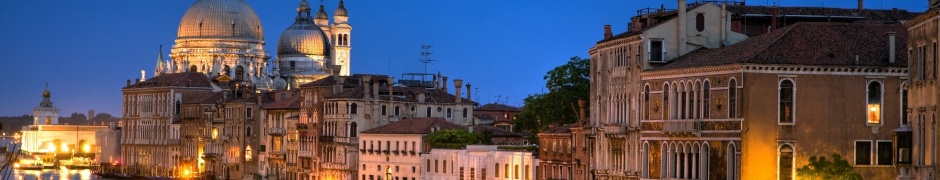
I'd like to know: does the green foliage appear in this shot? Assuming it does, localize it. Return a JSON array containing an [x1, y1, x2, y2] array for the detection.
[[796, 153, 862, 180], [425, 129, 491, 148], [514, 56, 590, 137]]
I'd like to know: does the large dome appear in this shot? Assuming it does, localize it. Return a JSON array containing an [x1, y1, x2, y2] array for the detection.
[[277, 1, 330, 57], [177, 0, 264, 41]]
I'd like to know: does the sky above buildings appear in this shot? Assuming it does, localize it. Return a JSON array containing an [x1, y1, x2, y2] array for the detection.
[[0, 0, 927, 116]]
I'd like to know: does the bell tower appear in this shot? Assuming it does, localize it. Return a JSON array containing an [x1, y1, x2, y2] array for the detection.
[[332, 0, 351, 76]]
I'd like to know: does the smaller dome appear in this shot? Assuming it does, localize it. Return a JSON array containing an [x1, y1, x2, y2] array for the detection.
[[315, 5, 328, 19], [274, 76, 288, 90], [42, 89, 50, 98], [297, 0, 311, 12], [335, 0, 348, 17]]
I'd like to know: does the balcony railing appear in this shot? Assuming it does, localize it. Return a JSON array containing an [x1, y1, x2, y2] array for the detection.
[[268, 128, 286, 135], [662, 119, 702, 136], [319, 136, 333, 143]]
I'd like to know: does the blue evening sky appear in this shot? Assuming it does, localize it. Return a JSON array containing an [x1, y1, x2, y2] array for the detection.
[[0, 0, 926, 116]]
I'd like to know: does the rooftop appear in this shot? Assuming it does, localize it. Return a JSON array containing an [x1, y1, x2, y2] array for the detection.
[[361, 117, 463, 134], [654, 22, 907, 70]]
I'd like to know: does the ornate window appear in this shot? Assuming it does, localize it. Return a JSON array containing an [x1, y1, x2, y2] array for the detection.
[[779, 79, 795, 124], [703, 81, 710, 119], [729, 79, 738, 118], [779, 144, 794, 180], [867, 81, 883, 124]]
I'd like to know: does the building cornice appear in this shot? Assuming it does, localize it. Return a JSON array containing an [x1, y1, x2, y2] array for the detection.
[[642, 64, 908, 80]]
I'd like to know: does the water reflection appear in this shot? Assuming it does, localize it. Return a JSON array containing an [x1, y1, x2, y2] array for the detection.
[[12, 169, 97, 180]]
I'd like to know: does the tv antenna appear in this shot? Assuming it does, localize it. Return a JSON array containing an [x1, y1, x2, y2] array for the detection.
[[419, 45, 435, 74]]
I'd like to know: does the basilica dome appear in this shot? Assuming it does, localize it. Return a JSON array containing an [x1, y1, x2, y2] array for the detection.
[[177, 0, 264, 42], [277, 2, 331, 57]]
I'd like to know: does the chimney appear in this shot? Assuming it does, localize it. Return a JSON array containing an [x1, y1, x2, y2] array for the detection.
[[442, 76, 449, 92], [454, 79, 464, 103], [135, 78, 140, 83], [363, 75, 372, 99], [604, 25, 612, 39], [126, 79, 131, 86], [466, 83, 472, 102], [578, 99, 587, 122], [387, 77, 395, 101], [858, 0, 864, 11], [888, 32, 897, 64], [333, 76, 345, 95], [772, 6, 779, 31], [256, 93, 263, 106], [372, 77, 379, 100], [677, 0, 687, 54]]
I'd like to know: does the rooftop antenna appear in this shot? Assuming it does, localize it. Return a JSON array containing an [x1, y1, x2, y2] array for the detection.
[[419, 44, 435, 74]]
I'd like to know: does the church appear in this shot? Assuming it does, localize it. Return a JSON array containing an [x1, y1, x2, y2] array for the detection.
[[153, 0, 353, 90]]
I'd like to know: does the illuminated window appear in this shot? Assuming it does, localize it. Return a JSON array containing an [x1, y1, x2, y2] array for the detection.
[[779, 79, 794, 124], [867, 81, 882, 124], [245, 146, 252, 161], [779, 144, 794, 180], [212, 128, 219, 139]]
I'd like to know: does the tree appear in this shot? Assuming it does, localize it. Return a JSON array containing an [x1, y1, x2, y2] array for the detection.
[[514, 56, 590, 137], [796, 153, 862, 180], [425, 129, 491, 148]]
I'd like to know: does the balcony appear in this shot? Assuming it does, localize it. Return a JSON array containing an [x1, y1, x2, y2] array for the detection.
[[297, 151, 313, 157], [319, 136, 333, 143], [268, 128, 286, 135], [662, 119, 701, 137], [602, 124, 629, 137]]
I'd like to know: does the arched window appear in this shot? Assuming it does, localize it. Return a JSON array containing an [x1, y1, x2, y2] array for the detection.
[[246, 126, 252, 137], [902, 83, 909, 125], [175, 100, 181, 115], [644, 85, 651, 120], [411, 106, 416, 112], [867, 81, 883, 124], [395, 106, 401, 116], [664, 83, 671, 119], [779, 80, 794, 123], [446, 108, 452, 118], [703, 81, 710, 119], [525, 165, 530, 180], [245, 146, 252, 161], [463, 108, 468, 118], [235, 66, 245, 81], [505, 164, 509, 178], [190, 65, 197, 72], [427, 160, 432, 172], [427, 107, 432, 117], [495, 163, 500, 178], [382, 105, 387, 116], [695, 14, 705, 32], [223, 65, 231, 76], [350, 103, 358, 114], [729, 79, 738, 118], [779, 144, 794, 180], [514, 165, 520, 179], [349, 122, 358, 137]]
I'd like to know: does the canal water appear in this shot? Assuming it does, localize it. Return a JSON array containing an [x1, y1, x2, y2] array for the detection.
[[0, 138, 103, 180]]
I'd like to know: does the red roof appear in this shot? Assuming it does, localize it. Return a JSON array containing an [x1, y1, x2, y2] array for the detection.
[[655, 22, 907, 70], [263, 93, 301, 109], [361, 117, 463, 134]]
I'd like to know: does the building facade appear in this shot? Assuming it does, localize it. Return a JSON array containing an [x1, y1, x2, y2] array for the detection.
[[421, 145, 538, 180], [902, 3, 940, 179]]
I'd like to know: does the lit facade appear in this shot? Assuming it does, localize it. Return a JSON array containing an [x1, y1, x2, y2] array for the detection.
[[420, 145, 538, 180]]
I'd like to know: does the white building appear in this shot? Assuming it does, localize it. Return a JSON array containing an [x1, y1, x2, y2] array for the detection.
[[95, 122, 123, 164], [421, 145, 538, 180], [358, 117, 464, 180]]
